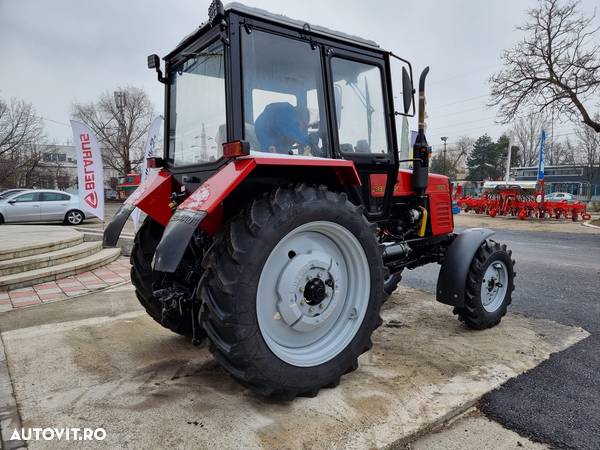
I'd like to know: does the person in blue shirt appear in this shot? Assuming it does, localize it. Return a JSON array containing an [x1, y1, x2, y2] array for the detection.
[[254, 102, 310, 154]]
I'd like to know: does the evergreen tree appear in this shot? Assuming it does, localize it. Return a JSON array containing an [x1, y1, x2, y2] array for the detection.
[[430, 153, 457, 179], [466, 134, 501, 181]]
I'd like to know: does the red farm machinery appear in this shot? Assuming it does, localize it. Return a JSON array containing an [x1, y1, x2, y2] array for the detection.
[[459, 181, 591, 221], [103, 1, 516, 399]]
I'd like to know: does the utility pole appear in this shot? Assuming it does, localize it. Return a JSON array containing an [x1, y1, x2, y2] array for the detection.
[[440, 136, 448, 176], [114, 91, 127, 173]]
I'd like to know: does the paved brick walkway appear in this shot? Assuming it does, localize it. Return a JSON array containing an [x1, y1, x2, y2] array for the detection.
[[0, 258, 131, 311]]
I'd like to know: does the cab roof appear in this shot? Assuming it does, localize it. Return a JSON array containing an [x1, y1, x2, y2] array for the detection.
[[169, 2, 381, 59], [225, 2, 380, 49]]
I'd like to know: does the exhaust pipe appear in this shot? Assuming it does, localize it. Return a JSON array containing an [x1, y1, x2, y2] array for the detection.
[[412, 67, 430, 196]]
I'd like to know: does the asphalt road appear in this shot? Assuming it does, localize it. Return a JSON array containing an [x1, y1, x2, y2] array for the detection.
[[402, 228, 600, 449]]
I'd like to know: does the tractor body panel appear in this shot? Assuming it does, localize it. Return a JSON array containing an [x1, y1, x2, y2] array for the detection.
[[370, 171, 454, 235], [103, 169, 175, 247], [152, 155, 362, 272]]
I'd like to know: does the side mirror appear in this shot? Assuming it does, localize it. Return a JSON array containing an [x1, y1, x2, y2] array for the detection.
[[8, 200, 16, 204], [402, 67, 413, 115], [147, 54, 167, 84], [147, 54, 160, 69]]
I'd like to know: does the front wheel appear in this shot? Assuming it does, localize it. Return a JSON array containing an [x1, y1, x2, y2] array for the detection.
[[199, 185, 384, 398], [454, 240, 515, 329], [64, 209, 84, 225]]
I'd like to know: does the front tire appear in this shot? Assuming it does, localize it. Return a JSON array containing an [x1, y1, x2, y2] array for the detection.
[[199, 185, 384, 398], [64, 209, 84, 225], [455, 240, 515, 329]]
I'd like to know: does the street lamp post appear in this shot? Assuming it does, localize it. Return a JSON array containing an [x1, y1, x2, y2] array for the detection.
[[440, 136, 448, 176], [113, 91, 127, 173]]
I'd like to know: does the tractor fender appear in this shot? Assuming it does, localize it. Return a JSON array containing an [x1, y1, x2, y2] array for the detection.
[[103, 169, 175, 247], [153, 156, 361, 273], [153, 158, 256, 273], [436, 228, 495, 307]]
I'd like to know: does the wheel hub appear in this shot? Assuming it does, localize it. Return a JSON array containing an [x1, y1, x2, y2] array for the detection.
[[304, 278, 327, 305], [481, 261, 508, 312], [275, 250, 342, 332]]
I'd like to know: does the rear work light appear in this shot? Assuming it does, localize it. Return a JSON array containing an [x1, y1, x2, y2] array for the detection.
[[223, 140, 250, 158], [146, 157, 164, 168]]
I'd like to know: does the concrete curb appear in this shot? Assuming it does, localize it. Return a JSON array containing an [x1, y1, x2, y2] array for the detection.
[[0, 335, 26, 449], [81, 230, 134, 257], [582, 220, 600, 230]]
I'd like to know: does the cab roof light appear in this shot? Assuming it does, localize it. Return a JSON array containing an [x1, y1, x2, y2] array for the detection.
[[208, 0, 225, 25]]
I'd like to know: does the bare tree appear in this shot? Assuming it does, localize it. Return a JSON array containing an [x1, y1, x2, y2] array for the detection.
[[72, 86, 155, 175], [450, 136, 474, 174], [512, 112, 547, 166], [18, 144, 45, 187], [0, 143, 45, 187], [571, 113, 600, 198], [490, 0, 600, 133], [41, 145, 70, 189], [0, 97, 44, 158]]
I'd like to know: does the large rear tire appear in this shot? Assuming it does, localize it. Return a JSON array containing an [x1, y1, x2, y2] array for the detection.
[[454, 240, 515, 329], [199, 185, 384, 399], [131, 217, 205, 340]]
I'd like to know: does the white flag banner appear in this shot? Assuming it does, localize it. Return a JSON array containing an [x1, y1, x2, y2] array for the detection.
[[132, 116, 163, 229], [70, 120, 104, 221]]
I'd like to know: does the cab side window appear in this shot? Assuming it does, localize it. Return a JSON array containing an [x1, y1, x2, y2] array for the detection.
[[331, 58, 388, 154]]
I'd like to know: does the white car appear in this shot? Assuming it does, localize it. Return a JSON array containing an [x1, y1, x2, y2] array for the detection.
[[0, 190, 85, 225], [545, 192, 575, 202]]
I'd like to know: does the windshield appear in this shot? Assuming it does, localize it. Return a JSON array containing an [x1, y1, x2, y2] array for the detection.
[[168, 40, 226, 166]]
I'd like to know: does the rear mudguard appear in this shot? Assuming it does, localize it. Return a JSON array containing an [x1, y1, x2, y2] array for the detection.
[[103, 169, 175, 247], [153, 156, 361, 273], [436, 228, 495, 307]]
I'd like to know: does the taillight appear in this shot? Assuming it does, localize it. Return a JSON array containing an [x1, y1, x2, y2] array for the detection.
[[223, 140, 250, 158], [147, 157, 164, 168]]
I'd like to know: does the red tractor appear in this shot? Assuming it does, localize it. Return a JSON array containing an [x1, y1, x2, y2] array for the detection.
[[104, 1, 516, 399]]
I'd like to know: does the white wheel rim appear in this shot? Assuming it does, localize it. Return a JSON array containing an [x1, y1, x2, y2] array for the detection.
[[256, 221, 370, 367], [68, 212, 81, 224], [480, 260, 508, 313]]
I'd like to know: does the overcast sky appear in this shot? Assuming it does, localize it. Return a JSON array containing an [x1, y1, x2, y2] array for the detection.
[[0, 0, 597, 153]]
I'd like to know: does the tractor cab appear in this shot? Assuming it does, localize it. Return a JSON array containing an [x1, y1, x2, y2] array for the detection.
[[150, 1, 414, 218]]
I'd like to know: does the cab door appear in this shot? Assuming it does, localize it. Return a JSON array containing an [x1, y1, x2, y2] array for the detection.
[[326, 49, 397, 219]]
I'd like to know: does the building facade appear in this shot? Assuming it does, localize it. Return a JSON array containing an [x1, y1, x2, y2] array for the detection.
[[512, 164, 600, 200], [36, 144, 121, 193]]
